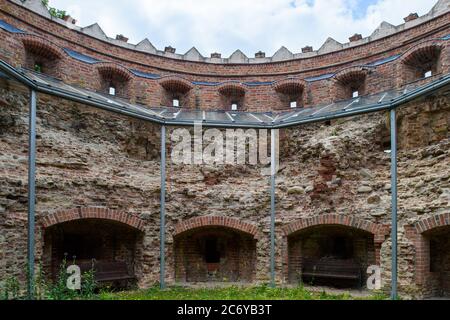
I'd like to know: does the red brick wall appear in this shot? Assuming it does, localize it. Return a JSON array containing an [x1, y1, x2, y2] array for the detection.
[[0, 1, 449, 111]]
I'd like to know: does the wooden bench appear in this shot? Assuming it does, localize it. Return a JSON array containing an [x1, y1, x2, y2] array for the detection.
[[301, 258, 363, 288], [79, 260, 135, 284]]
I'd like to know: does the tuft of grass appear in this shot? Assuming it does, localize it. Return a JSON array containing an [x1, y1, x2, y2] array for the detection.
[[97, 284, 388, 301]]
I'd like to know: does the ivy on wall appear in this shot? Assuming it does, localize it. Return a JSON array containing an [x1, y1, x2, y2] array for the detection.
[[40, 0, 67, 19]]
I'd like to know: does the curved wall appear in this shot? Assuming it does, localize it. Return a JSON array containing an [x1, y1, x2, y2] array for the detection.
[[0, 0, 449, 111]]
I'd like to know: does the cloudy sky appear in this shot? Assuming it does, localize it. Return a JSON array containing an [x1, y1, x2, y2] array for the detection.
[[49, 0, 437, 57]]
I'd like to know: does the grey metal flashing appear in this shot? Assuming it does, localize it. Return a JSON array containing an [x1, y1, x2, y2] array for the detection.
[[63, 48, 101, 64], [0, 19, 25, 33], [1, 60, 449, 130], [130, 69, 161, 79]]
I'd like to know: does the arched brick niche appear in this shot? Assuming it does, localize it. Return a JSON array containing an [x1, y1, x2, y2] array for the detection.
[[282, 215, 390, 286], [398, 42, 443, 86], [273, 78, 306, 110], [158, 76, 194, 108], [95, 62, 134, 100], [40, 208, 145, 284], [217, 82, 247, 111], [332, 67, 371, 101], [173, 216, 260, 283], [19, 34, 65, 78], [405, 213, 450, 298]]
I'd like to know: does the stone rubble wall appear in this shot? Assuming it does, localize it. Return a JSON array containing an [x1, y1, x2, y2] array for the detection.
[[0, 80, 449, 298]]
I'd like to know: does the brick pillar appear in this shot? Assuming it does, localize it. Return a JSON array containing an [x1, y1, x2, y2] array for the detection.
[[405, 226, 429, 286]]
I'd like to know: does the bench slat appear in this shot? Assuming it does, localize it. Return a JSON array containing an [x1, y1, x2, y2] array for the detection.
[[78, 261, 135, 283], [301, 259, 362, 282]]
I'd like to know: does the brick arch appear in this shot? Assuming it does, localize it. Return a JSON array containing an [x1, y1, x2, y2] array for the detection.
[[40, 207, 145, 232], [405, 213, 450, 289], [412, 213, 450, 234], [158, 75, 193, 93], [399, 41, 443, 66], [273, 78, 306, 94], [282, 214, 390, 241], [282, 215, 390, 275], [19, 34, 66, 60], [218, 82, 246, 96], [173, 216, 261, 240], [333, 66, 372, 84], [95, 62, 134, 81]]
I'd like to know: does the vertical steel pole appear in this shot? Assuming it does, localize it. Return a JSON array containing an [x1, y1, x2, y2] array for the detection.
[[160, 125, 166, 289], [27, 89, 37, 300], [390, 108, 398, 300], [270, 129, 276, 287]]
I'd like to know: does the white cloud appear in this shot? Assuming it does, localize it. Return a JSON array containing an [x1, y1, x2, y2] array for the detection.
[[49, 0, 436, 57]]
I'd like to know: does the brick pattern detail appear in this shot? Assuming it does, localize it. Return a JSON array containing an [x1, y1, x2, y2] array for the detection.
[[40, 207, 145, 231], [173, 216, 261, 239], [282, 214, 390, 239], [400, 42, 443, 66], [413, 213, 450, 234], [217, 82, 247, 96], [334, 66, 370, 84], [96, 62, 134, 81], [158, 76, 193, 93], [18, 34, 65, 60]]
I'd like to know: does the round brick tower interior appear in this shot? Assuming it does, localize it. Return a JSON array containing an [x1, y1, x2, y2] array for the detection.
[[0, 0, 449, 299]]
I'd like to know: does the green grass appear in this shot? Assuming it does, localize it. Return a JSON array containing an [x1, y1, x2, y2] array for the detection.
[[97, 285, 388, 300]]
